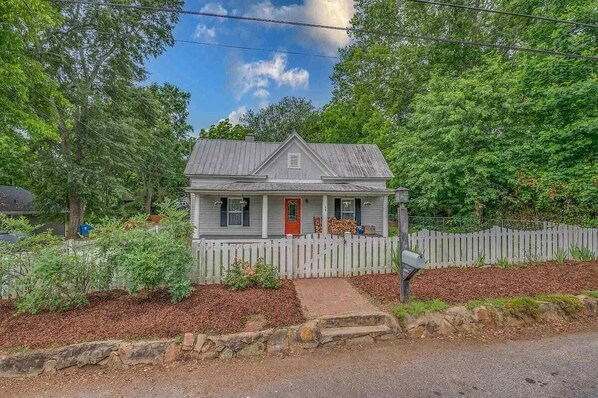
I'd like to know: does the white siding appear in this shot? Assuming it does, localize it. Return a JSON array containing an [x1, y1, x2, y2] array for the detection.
[[260, 142, 328, 179], [197, 195, 263, 237]]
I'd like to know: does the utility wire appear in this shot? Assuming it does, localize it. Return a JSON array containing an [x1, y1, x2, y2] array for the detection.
[[49, 0, 598, 61], [175, 39, 339, 59], [406, 0, 598, 30]]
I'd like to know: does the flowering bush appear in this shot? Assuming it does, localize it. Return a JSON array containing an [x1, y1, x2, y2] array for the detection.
[[223, 258, 281, 291]]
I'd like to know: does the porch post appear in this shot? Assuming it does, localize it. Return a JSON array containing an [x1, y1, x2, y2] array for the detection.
[[262, 194, 268, 238], [321, 195, 328, 235], [382, 195, 389, 237], [193, 193, 200, 239]]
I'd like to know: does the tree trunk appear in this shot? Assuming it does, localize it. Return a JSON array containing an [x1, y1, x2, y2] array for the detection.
[[144, 189, 152, 215], [67, 192, 84, 239]]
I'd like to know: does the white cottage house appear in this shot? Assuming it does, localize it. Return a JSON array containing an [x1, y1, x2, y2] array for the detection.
[[185, 133, 394, 239]]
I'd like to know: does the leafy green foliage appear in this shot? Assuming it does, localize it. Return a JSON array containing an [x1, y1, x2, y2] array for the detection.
[[328, 0, 598, 224], [240, 97, 324, 142], [496, 258, 511, 269], [200, 119, 249, 140], [555, 249, 568, 264], [223, 258, 282, 291], [569, 245, 596, 261], [392, 299, 449, 321], [464, 297, 509, 310], [0, 214, 113, 314], [582, 291, 598, 299], [95, 201, 192, 303], [535, 294, 583, 315]]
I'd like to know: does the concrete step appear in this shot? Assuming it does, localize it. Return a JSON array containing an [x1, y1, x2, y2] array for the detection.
[[319, 325, 392, 344], [318, 313, 393, 329]]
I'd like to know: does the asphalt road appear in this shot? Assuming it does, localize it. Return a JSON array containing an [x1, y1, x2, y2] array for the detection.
[[2, 330, 598, 398]]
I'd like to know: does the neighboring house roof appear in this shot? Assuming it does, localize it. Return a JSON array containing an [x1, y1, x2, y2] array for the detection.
[[0, 186, 37, 214], [185, 134, 393, 179], [191, 182, 393, 194]]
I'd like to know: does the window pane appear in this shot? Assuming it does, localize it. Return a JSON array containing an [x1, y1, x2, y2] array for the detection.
[[342, 200, 354, 212], [229, 212, 242, 225], [288, 201, 297, 221], [229, 200, 242, 212], [341, 212, 354, 220]]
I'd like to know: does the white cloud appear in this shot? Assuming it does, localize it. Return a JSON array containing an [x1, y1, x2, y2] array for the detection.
[[227, 106, 247, 125], [193, 24, 217, 42], [192, 3, 228, 42], [252, 88, 270, 100], [232, 54, 309, 99], [200, 2, 228, 16], [244, 0, 354, 55]]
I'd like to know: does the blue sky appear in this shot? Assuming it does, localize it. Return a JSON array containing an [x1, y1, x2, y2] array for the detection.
[[146, 0, 354, 134]]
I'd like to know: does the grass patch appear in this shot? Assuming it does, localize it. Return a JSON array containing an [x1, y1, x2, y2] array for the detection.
[[464, 296, 539, 318], [392, 299, 449, 321], [464, 297, 509, 310], [535, 294, 583, 315], [582, 290, 598, 299]]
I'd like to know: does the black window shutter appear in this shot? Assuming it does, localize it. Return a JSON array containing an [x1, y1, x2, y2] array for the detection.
[[334, 198, 341, 219], [220, 198, 228, 227], [355, 198, 362, 225], [243, 197, 250, 227]]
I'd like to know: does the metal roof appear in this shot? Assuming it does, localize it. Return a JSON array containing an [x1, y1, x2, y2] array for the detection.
[[0, 186, 36, 214], [185, 137, 393, 178], [188, 182, 392, 194]]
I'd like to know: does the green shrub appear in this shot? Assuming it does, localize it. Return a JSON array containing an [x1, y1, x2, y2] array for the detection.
[[496, 258, 511, 268], [504, 297, 539, 319], [1, 215, 113, 314], [535, 294, 583, 315], [95, 202, 193, 303], [473, 254, 486, 267], [223, 258, 282, 290], [14, 247, 90, 314], [554, 248, 567, 263], [569, 245, 596, 261], [582, 290, 598, 299], [393, 299, 449, 321]]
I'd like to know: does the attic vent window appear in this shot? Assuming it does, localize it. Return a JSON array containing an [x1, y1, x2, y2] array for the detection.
[[288, 153, 301, 169]]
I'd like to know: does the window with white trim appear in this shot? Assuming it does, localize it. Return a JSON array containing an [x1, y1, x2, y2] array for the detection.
[[288, 153, 301, 168], [228, 197, 243, 226], [341, 198, 355, 220]]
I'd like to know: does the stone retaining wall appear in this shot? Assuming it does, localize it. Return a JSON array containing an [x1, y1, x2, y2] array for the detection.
[[1, 295, 596, 378]]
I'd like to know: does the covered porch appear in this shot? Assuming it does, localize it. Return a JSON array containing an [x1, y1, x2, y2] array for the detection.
[[188, 182, 393, 240]]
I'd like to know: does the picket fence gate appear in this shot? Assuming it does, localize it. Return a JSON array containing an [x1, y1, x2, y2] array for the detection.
[[192, 224, 598, 284]]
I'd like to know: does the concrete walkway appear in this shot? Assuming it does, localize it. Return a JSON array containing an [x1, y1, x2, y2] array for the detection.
[[293, 278, 379, 318]]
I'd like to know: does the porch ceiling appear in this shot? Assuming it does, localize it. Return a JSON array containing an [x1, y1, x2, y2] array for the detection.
[[187, 182, 392, 195]]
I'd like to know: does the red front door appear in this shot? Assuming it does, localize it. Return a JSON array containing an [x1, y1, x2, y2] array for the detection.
[[284, 198, 301, 235]]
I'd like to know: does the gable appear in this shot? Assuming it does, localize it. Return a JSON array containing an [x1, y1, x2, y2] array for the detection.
[[257, 142, 330, 180], [251, 134, 336, 179]]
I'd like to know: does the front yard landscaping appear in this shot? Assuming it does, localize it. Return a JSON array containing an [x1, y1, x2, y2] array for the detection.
[[0, 281, 304, 351], [352, 260, 598, 304]]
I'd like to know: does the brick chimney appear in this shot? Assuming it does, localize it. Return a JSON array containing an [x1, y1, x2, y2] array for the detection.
[[245, 133, 255, 142]]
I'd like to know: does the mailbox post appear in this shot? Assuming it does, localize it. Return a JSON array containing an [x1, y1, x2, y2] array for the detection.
[[395, 188, 411, 302]]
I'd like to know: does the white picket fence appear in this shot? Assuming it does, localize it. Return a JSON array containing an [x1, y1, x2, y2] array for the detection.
[[192, 224, 598, 284]]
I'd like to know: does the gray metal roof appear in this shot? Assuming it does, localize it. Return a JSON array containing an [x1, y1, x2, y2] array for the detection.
[[185, 137, 393, 178], [0, 186, 36, 214], [188, 182, 392, 194]]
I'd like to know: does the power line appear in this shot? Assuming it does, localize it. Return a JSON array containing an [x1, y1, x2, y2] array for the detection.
[[50, 0, 598, 61], [174, 39, 339, 59], [406, 0, 598, 30]]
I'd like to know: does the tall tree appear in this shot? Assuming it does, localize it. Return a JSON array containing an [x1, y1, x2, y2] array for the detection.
[[240, 96, 323, 142], [33, 1, 183, 237], [0, 0, 59, 186], [200, 119, 249, 140]]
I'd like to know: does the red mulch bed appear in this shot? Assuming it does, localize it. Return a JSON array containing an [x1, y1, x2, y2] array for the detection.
[[0, 280, 304, 351], [352, 261, 598, 304]]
